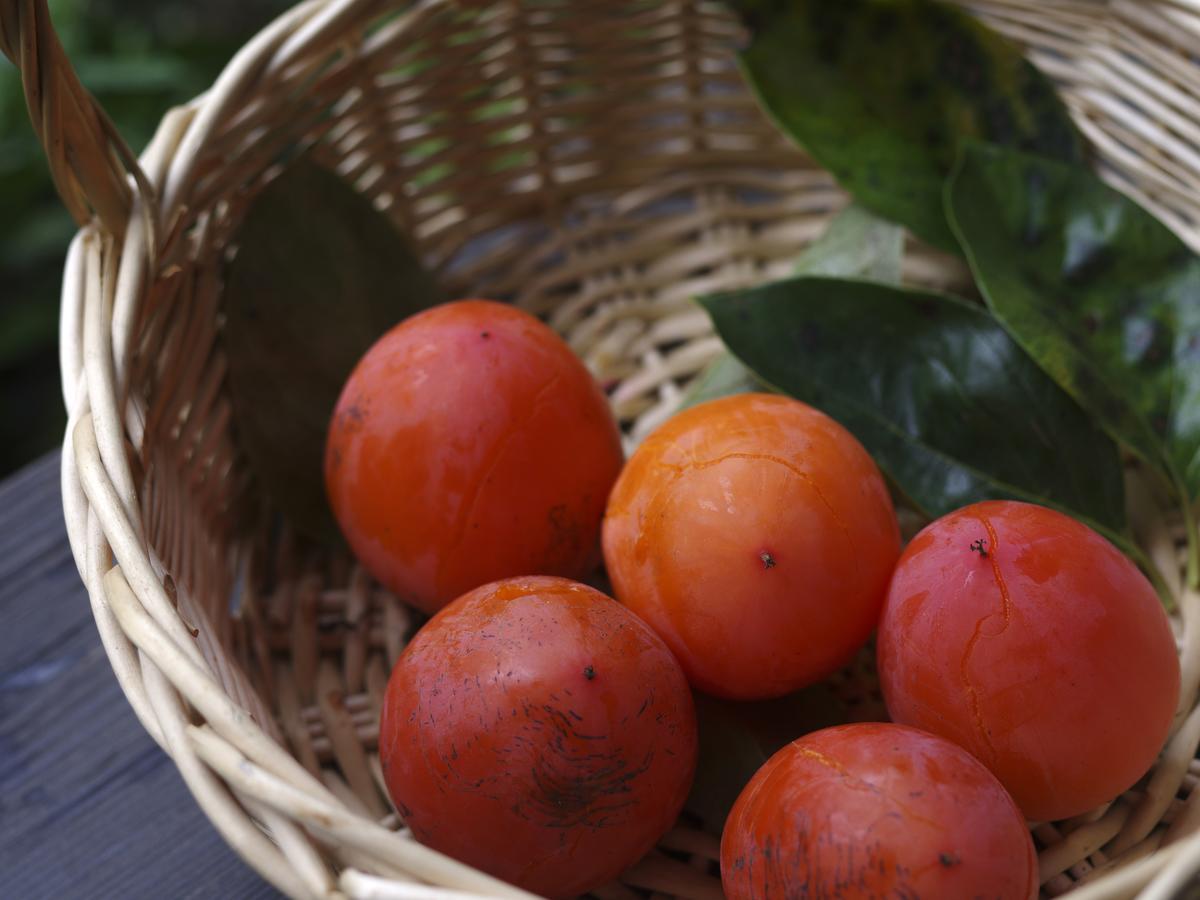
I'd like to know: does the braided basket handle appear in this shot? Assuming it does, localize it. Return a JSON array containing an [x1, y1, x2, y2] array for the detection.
[[1, 0, 148, 239]]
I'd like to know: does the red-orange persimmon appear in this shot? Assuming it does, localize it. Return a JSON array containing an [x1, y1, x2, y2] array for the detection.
[[878, 500, 1179, 822], [602, 393, 900, 699], [721, 723, 1037, 899], [378, 576, 697, 898], [325, 300, 623, 615]]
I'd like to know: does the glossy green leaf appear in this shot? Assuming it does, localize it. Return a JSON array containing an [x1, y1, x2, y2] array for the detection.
[[685, 686, 848, 832], [947, 141, 1200, 582], [734, 0, 1083, 250], [681, 204, 904, 409], [700, 276, 1127, 539], [223, 159, 441, 540]]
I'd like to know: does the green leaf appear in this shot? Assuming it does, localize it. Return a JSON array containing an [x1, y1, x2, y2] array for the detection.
[[681, 354, 764, 411], [792, 203, 906, 280], [223, 158, 441, 540], [685, 686, 848, 832], [734, 0, 1082, 251], [681, 204, 904, 409], [947, 141, 1200, 583], [700, 276, 1127, 540]]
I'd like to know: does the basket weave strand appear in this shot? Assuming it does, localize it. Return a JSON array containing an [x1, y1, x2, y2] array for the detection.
[[4, 0, 1200, 897]]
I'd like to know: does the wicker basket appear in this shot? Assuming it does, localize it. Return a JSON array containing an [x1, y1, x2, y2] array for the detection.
[[4, 0, 1200, 896]]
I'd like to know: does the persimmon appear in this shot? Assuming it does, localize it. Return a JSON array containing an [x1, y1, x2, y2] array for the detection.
[[878, 500, 1179, 821], [325, 300, 623, 615], [721, 723, 1038, 899], [602, 393, 900, 699], [378, 576, 697, 898]]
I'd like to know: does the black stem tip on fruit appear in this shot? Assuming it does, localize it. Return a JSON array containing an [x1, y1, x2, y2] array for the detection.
[[760, 551, 777, 569], [969, 538, 989, 558], [583, 665, 596, 680]]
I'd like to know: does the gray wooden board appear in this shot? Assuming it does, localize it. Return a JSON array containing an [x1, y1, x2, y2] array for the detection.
[[0, 452, 282, 899]]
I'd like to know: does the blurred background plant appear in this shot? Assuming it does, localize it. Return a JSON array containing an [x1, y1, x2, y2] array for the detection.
[[0, 0, 290, 477]]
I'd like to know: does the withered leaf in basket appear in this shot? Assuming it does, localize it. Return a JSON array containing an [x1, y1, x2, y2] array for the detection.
[[701, 276, 1132, 550], [685, 685, 849, 833], [732, 0, 1082, 252], [948, 141, 1200, 584], [223, 158, 441, 541], [682, 204, 904, 408]]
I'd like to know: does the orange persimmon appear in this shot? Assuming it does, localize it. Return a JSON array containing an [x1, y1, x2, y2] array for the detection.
[[602, 393, 900, 699], [721, 723, 1037, 899], [379, 576, 697, 898], [325, 300, 623, 614], [878, 500, 1179, 821]]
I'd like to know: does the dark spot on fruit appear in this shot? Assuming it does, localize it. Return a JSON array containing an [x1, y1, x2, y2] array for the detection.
[[939, 852, 961, 867], [969, 538, 988, 558], [523, 746, 654, 829], [480, 330, 490, 339], [584, 665, 595, 681], [760, 551, 776, 569]]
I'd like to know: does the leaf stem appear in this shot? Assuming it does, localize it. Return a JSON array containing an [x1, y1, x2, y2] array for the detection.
[[1181, 490, 1200, 591], [1164, 466, 1200, 591]]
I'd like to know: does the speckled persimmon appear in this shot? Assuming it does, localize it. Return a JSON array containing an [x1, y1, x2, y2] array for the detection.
[[378, 576, 697, 899], [721, 723, 1038, 900], [602, 393, 900, 700], [878, 500, 1180, 822], [325, 300, 623, 615]]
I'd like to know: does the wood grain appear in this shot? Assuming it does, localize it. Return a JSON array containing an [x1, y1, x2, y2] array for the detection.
[[0, 452, 280, 899]]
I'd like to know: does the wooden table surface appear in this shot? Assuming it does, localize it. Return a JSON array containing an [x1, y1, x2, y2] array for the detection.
[[0, 452, 280, 899]]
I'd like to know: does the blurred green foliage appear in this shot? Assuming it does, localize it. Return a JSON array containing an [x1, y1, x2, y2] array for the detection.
[[0, 0, 290, 477]]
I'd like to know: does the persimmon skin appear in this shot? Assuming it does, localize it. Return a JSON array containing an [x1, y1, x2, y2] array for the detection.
[[721, 723, 1038, 900], [878, 500, 1180, 822], [378, 576, 698, 899], [602, 393, 900, 700], [325, 300, 623, 615]]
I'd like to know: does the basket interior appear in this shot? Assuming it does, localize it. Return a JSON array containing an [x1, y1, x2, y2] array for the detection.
[[113, 0, 1200, 895]]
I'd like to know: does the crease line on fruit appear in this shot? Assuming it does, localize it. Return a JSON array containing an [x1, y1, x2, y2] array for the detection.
[[652, 451, 855, 541], [796, 747, 945, 831], [958, 515, 1011, 766], [441, 372, 565, 580]]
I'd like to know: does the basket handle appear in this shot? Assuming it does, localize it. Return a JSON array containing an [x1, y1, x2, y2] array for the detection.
[[1, 0, 148, 239]]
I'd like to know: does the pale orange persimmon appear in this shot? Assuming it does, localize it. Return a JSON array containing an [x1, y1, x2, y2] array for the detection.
[[602, 393, 900, 699]]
